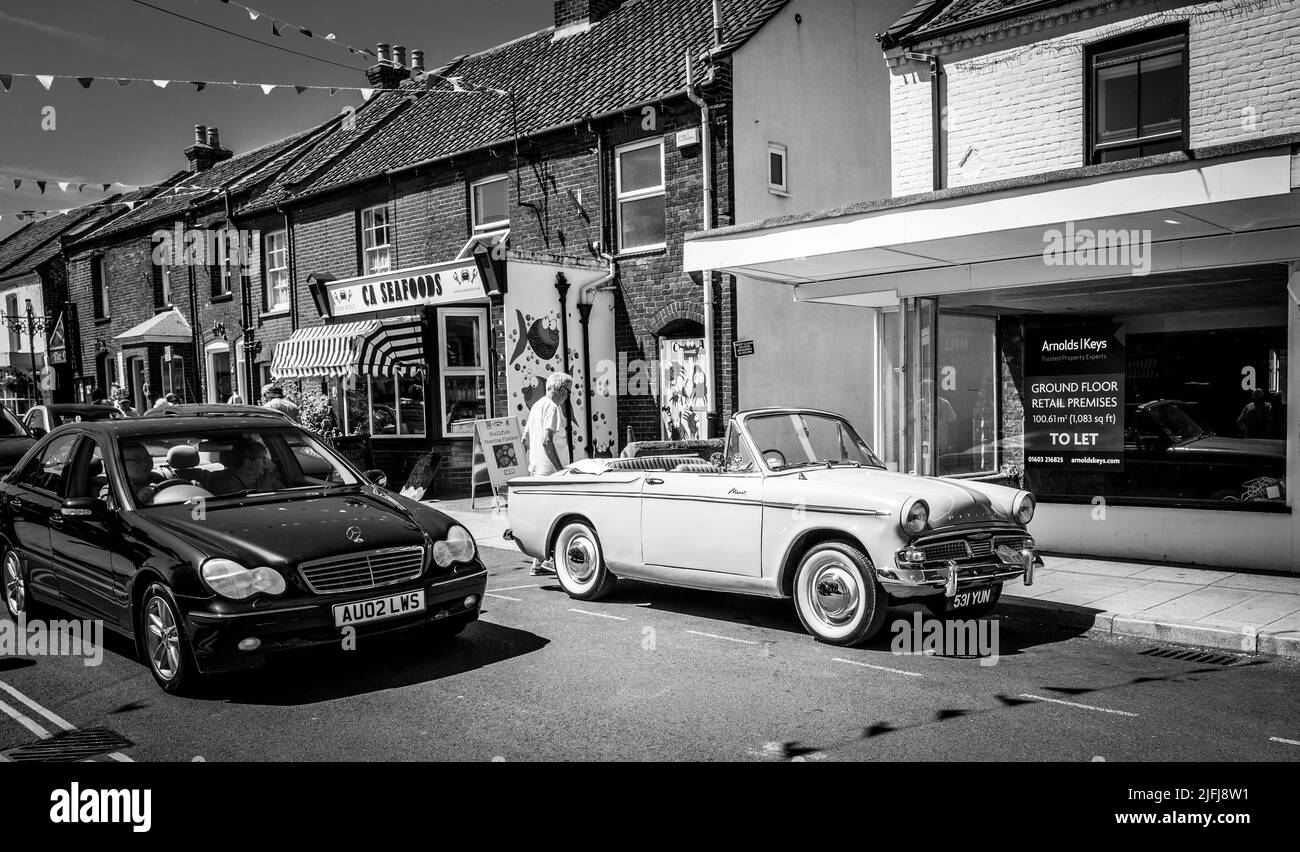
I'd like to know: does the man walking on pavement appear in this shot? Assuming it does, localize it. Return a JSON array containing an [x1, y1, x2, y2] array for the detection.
[[262, 385, 301, 422], [522, 372, 572, 575]]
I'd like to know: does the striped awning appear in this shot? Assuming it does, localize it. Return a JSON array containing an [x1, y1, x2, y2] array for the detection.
[[270, 316, 424, 380]]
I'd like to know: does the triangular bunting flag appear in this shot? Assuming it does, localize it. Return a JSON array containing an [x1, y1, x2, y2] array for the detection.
[[298, 27, 312, 38], [260, 84, 277, 95], [36, 75, 54, 90], [328, 87, 339, 96], [124, 201, 137, 210], [60, 208, 71, 214], [0, 74, 12, 92], [359, 88, 374, 101], [271, 20, 282, 37], [77, 77, 93, 88], [248, 9, 260, 21], [36, 181, 46, 194], [294, 86, 306, 94], [101, 184, 111, 191], [13, 180, 21, 190], [153, 80, 170, 88], [77, 183, 87, 192], [58, 182, 69, 192], [325, 33, 336, 40], [192, 81, 206, 92], [116, 78, 132, 87]]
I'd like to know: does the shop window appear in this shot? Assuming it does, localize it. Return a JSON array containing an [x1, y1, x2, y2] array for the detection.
[[471, 175, 509, 232], [264, 230, 289, 312], [361, 205, 392, 275], [343, 372, 427, 438], [439, 309, 489, 437], [1087, 27, 1187, 164], [615, 138, 666, 252], [934, 313, 999, 476], [92, 256, 110, 319], [768, 143, 788, 195]]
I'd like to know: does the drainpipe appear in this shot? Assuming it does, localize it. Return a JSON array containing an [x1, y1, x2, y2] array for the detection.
[[555, 271, 575, 461], [685, 51, 716, 438], [905, 51, 945, 191], [184, 211, 203, 403], [225, 189, 256, 402], [577, 254, 617, 458]]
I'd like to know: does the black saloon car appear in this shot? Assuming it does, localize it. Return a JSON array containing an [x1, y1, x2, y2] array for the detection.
[[0, 414, 487, 693], [0, 407, 36, 476]]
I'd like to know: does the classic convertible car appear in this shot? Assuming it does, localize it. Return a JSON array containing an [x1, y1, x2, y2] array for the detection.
[[507, 408, 1039, 646]]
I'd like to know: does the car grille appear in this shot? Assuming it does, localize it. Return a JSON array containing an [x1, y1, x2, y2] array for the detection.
[[921, 540, 970, 561], [298, 546, 425, 594], [919, 534, 1030, 565]]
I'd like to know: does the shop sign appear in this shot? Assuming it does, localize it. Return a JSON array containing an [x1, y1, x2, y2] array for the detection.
[[472, 417, 525, 495], [326, 258, 484, 318], [1024, 322, 1126, 471]]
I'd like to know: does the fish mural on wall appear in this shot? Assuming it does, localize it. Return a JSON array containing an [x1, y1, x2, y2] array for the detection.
[[508, 310, 560, 363]]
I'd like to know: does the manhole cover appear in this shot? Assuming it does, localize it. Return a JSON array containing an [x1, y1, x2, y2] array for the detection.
[[2, 727, 134, 762], [1139, 647, 1240, 666]]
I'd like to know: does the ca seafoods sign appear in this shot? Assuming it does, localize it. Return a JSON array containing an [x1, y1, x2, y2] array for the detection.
[[327, 258, 484, 317], [1024, 322, 1126, 471]]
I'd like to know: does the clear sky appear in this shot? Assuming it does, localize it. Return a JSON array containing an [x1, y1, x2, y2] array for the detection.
[[0, 0, 552, 239]]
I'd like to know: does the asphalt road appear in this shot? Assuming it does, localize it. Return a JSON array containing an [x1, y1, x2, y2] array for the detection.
[[0, 545, 1297, 762]]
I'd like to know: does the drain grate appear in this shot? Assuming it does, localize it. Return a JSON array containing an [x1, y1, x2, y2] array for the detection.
[[1, 727, 134, 762], [1139, 647, 1240, 666]]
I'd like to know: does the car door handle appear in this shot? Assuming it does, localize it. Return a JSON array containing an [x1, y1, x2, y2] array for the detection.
[[646, 477, 664, 485]]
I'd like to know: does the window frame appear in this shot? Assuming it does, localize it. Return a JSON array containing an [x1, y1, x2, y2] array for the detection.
[[438, 307, 490, 439], [470, 175, 510, 233], [360, 204, 393, 275], [614, 138, 667, 254], [92, 255, 110, 319], [263, 229, 289, 313], [767, 143, 789, 196], [1084, 24, 1189, 165]]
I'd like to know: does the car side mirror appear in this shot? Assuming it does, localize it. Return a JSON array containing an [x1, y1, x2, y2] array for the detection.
[[363, 469, 389, 488], [29, 427, 46, 439], [61, 496, 108, 520]]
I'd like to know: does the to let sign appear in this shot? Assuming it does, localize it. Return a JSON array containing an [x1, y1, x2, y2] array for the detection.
[[1023, 322, 1126, 471], [327, 258, 485, 317]]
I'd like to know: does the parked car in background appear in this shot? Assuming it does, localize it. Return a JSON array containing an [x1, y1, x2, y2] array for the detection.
[[23, 404, 123, 438], [140, 403, 288, 420], [0, 407, 36, 476], [0, 415, 486, 693], [508, 407, 1040, 646]]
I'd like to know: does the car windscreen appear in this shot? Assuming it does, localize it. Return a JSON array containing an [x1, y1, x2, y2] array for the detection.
[[0, 407, 27, 437], [118, 426, 363, 507], [1148, 402, 1208, 441], [745, 413, 885, 471]]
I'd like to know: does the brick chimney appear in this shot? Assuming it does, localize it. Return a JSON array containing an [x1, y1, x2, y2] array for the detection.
[[554, 0, 622, 29], [366, 42, 410, 89], [185, 124, 233, 172]]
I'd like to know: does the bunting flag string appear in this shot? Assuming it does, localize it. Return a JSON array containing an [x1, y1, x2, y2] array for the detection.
[[0, 189, 210, 223], [201, 0, 375, 60], [0, 71, 506, 98], [0, 174, 211, 195]]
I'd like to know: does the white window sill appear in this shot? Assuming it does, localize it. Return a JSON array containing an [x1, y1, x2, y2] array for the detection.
[[768, 188, 790, 197], [615, 244, 667, 259], [261, 308, 290, 319]]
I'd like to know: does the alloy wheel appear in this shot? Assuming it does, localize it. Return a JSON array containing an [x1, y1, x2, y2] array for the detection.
[[145, 596, 182, 682], [4, 552, 25, 617]]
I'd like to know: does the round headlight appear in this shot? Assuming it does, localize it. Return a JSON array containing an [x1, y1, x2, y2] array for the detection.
[[432, 525, 477, 568], [201, 558, 286, 600], [900, 499, 929, 536], [1014, 492, 1036, 525]]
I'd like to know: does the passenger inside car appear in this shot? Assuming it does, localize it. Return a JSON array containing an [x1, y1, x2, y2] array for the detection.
[[208, 437, 288, 495]]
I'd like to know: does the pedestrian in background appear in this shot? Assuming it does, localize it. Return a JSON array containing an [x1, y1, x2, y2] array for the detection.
[[1237, 389, 1273, 438], [262, 385, 301, 422], [521, 372, 572, 575]]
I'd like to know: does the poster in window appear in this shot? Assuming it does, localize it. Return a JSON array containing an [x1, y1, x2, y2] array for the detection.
[[1024, 322, 1125, 471], [658, 338, 709, 441]]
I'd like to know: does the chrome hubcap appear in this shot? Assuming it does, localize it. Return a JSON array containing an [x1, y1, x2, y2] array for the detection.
[[145, 596, 181, 681], [4, 554, 24, 617], [561, 533, 597, 583], [804, 555, 861, 627]]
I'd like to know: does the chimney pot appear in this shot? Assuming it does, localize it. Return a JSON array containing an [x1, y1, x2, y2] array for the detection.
[[194, 124, 208, 146], [376, 43, 392, 65], [393, 46, 407, 68], [411, 49, 425, 72], [207, 126, 220, 149]]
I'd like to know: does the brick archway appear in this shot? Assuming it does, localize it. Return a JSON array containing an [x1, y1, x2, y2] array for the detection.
[[649, 300, 704, 335]]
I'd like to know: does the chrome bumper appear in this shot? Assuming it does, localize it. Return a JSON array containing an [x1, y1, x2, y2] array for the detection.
[[878, 547, 1039, 599]]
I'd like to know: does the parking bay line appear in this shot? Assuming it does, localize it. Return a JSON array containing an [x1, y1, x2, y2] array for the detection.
[[568, 608, 628, 621], [1269, 736, 1300, 746], [686, 630, 760, 646], [0, 679, 134, 762], [1019, 693, 1139, 718], [832, 657, 924, 678], [485, 593, 521, 601], [490, 584, 544, 593]]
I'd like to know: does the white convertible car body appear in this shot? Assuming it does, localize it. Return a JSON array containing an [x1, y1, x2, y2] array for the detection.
[[507, 408, 1039, 645]]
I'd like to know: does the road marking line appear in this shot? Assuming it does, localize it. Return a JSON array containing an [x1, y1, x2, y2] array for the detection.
[[832, 657, 924, 678], [0, 697, 52, 738], [1269, 736, 1300, 746], [490, 584, 543, 592], [568, 608, 628, 621], [686, 630, 759, 645], [1019, 693, 1139, 717], [485, 593, 521, 601], [0, 680, 134, 762]]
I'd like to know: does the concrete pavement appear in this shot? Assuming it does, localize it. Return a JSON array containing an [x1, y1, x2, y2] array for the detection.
[[426, 497, 1300, 660]]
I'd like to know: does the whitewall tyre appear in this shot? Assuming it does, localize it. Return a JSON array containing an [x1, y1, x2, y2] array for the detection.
[[792, 541, 889, 646], [553, 520, 616, 601], [140, 583, 201, 695]]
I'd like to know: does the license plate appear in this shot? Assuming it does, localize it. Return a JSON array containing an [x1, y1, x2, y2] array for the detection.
[[950, 586, 995, 610], [332, 590, 426, 627]]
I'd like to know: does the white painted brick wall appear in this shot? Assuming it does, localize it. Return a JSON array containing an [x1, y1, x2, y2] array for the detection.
[[891, 0, 1300, 196]]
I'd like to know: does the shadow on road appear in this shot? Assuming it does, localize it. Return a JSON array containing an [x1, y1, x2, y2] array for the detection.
[[201, 621, 548, 705]]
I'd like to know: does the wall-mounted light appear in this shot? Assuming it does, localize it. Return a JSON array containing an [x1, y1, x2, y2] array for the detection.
[[306, 273, 336, 318], [473, 243, 507, 297]]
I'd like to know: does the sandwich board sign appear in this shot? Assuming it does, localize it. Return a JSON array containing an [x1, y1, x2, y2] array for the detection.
[[471, 416, 525, 508]]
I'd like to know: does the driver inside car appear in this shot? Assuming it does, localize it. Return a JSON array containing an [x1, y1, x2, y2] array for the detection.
[[107, 441, 168, 506]]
